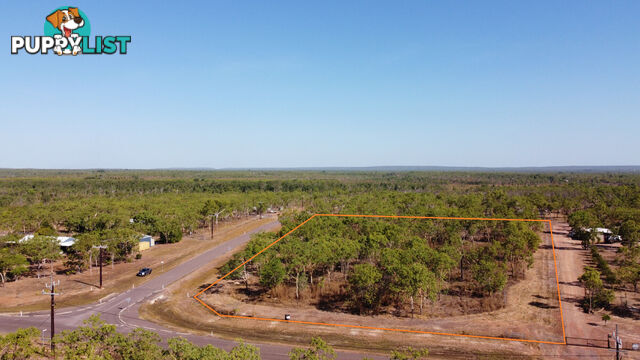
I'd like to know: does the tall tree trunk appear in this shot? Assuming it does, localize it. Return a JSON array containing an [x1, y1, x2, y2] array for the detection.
[[243, 265, 249, 290], [344, 261, 350, 281], [410, 295, 414, 318]]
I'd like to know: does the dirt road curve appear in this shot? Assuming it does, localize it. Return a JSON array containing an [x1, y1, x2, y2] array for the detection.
[[0, 218, 382, 360]]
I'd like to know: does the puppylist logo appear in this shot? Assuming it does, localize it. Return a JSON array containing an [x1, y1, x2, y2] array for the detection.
[[11, 6, 131, 55]]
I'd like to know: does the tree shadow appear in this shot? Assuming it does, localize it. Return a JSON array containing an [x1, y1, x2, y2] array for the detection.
[[72, 279, 99, 288], [199, 283, 212, 290], [559, 295, 583, 305], [559, 280, 582, 287], [594, 244, 620, 251], [611, 304, 640, 320], [540, 244, 582, 251], [528, 301, 558, 309], [316, 292, 351, 313], [240, 286, 267, 300]]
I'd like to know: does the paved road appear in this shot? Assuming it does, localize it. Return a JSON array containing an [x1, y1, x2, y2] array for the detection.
[[0, 218, 382, 360]]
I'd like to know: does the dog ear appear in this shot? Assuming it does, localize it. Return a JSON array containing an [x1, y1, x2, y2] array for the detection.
[[68, 7, 81, 18], [46, 10, 63, 29]]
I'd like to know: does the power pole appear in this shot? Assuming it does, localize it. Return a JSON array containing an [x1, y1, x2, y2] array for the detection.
[[92, 245, 108, 289], [210, 215, 214, 239], [42, 275, 60, 354], [210, 209, 225, 239], [613, 324, 621, 360]]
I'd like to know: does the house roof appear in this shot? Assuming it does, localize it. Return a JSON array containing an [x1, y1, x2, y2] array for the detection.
[[584, 227, 612, 234], [139, 235, 153, 242], [18, 234, 77, 247]]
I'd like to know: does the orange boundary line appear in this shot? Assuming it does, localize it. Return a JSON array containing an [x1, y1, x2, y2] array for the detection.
[[194, 214, 567, 345]]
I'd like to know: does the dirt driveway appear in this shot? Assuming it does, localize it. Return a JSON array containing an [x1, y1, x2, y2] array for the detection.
[[539, 221, 640, 359]]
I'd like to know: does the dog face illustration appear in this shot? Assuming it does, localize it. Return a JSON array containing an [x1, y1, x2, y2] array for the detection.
[[46, 7, 84, 37]]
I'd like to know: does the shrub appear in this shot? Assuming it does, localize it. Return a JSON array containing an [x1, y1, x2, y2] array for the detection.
[[218, 255, 243, 280], [390, 347, 429, 360], [590, 246, 617, 284], [593, 288, 615, 309]]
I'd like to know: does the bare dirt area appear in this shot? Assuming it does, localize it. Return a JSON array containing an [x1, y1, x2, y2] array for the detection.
[[208, 272, 506, 320], [142, 222, 568, 358], [0, 216, 275, 313]]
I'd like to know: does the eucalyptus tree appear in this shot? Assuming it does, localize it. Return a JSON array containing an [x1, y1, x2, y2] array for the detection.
[[0, 247, 28, 285], [348, 263, 383, 313], [20, 235, 62, 277], [579, 266, 603, 313], [619, 220, 640, 248]]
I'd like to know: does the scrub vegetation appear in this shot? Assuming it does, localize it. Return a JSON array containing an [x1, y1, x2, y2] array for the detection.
[[221, 214, 541, 316], [1, 169, 639, 315], [2, 315, 424, 360]]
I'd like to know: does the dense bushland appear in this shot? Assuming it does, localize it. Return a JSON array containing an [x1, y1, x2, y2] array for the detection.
[[221, 205, 541, 316], [1, 170, 639, 294]]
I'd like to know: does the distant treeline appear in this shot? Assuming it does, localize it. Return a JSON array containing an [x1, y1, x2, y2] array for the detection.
[[1, 170, 640, 237]]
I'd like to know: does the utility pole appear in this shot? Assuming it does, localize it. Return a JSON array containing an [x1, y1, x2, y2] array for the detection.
[[210, 215, 214, 239], [210, 209, 225, 239], [42, 275, 60, 354], [613, 324, 621, 360], [92, 245, 108, 289]]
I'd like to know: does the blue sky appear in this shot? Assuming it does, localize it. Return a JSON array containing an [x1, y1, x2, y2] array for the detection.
[[1, 1, 638, 168]]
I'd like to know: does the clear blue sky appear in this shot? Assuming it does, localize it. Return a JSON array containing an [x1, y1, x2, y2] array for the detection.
[[1, 1, 638, 168]]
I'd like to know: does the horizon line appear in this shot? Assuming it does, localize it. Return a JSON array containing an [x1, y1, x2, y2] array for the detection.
[[1, 165, 640, 173]]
